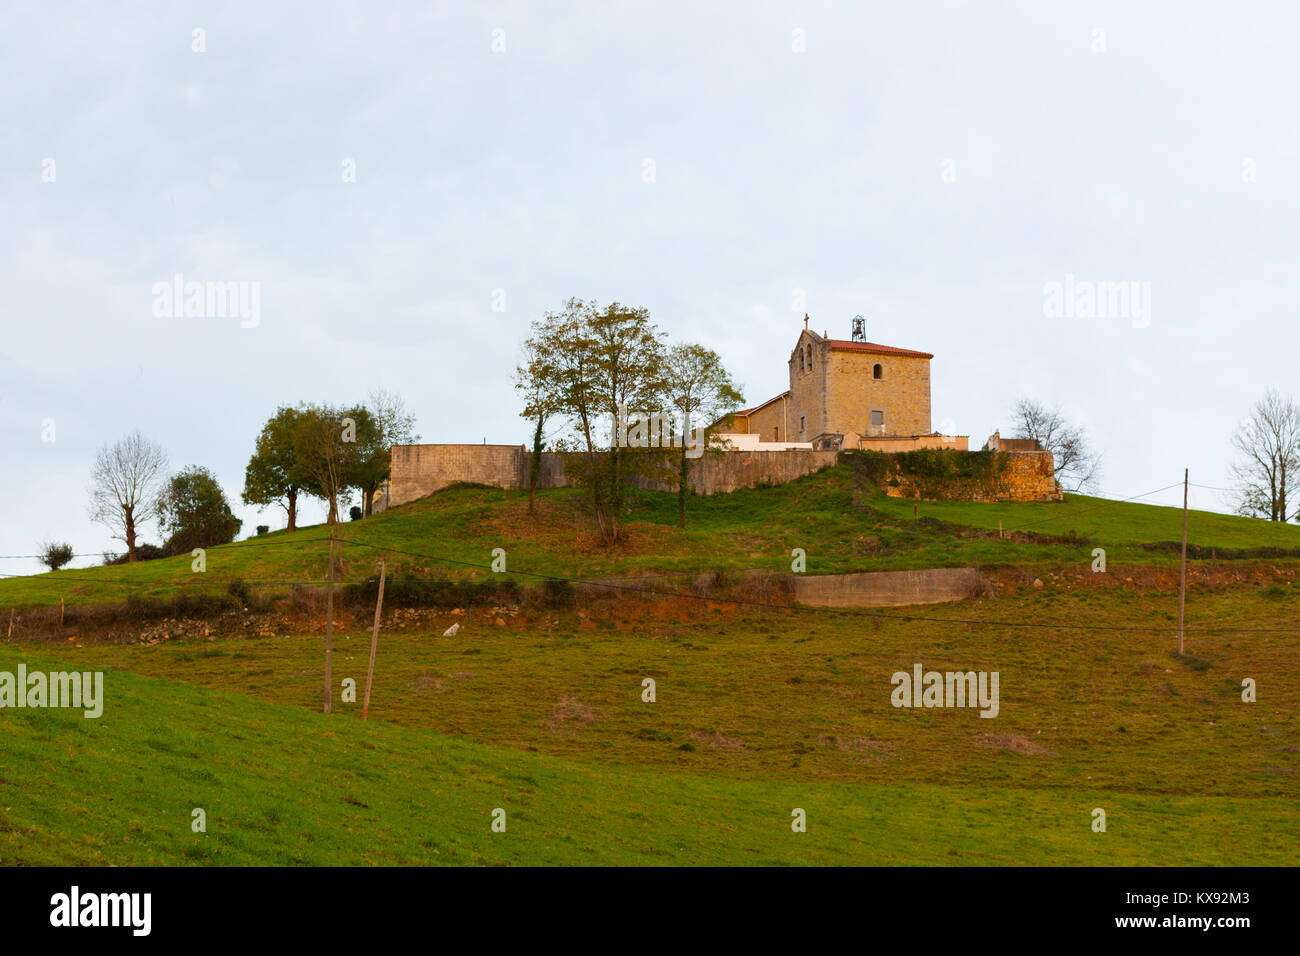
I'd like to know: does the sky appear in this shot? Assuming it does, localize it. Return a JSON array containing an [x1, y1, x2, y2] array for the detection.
[[2, 0, 1298, 575]]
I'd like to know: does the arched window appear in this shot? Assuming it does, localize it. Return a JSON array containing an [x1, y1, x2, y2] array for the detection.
[[873, 363, 882, 380], [806, 344, 813, 368]]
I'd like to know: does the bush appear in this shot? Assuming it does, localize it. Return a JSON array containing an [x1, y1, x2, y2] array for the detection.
[[256, 525, 270, 536], [102, 543, 168, 566], [38, 541, 74, 572], [158, 465, 242, 555], [344, 574, 520, 609], [536, 577, 575, 608], [349, 506, 363, 521], [228, 579, 252, 606]]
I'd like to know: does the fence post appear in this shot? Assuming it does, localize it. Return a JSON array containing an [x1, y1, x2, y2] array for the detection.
[[362, 560, 387, 721]]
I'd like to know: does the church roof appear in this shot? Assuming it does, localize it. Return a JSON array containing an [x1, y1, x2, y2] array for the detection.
[[825, 339, 934, 359], [733, 391, 790, 417]]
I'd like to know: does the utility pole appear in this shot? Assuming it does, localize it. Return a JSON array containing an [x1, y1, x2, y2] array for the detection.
[[1177, 468, 1188, 655]]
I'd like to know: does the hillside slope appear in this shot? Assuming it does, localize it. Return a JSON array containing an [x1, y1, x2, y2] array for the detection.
[[3, 463, 1299, 609], [3, 646, 1296, 866]]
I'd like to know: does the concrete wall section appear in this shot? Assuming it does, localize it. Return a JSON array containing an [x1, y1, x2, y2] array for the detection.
[[792, 567, 991, 607]]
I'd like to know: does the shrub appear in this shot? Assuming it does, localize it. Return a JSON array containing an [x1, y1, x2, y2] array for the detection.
[[228, 579, 252, 606], [38, 541, 74, 572], [536, 577, 575, 608], [256, 525, 270, 536], [349, 506, 363, 521], [102, 543, 168, 566], [158, 465, 242, 555], [345, 575, 520, 609]]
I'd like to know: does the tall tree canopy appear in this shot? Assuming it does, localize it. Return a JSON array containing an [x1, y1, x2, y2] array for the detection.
[[519, 299, 738, 540], [242, 405, 307, 531], [663, 342, 743, 528], [159, 465, 242, 554]]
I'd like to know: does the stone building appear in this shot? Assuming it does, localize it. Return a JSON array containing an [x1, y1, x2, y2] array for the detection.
[[723, 316, 967, 452]]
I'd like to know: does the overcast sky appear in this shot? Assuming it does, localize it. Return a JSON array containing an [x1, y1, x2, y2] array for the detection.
[[3, 1, 1297, 574]]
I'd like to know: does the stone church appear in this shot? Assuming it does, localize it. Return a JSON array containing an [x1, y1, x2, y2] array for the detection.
[[722, 316, 968, 452]]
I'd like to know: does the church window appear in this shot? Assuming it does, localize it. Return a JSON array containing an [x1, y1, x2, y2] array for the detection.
[[873, 363, 883, 379]]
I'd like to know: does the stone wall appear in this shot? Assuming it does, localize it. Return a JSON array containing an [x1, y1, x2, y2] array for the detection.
[[788, 331, 827, 437], [852, 434, 969, 452], [824, 348, 931, 437], [387, 444, 529, 507], [745, 395, 790, 443], [383, 444, 840, 508], [868, 449, 1062, 503]]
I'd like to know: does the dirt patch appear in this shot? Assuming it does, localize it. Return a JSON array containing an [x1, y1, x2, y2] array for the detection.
[[689, 731, 747, 751], [407, 675, 445, 693], [544, 697, 600, 736], [977, 732, 1054, 756], [818, 734, 894, 756]]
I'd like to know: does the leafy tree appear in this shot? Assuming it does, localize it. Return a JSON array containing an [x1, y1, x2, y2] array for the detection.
[[1009, 398, 1101, 493], [292, 403, 369, 525], [158, 465, 242, 554], [523, 299, 667, 544], [514, 338, 560, 515], [1230, 388, 1300, 522], [242, 405, 307, 532], [38, 541, 74, 571], [88, 430, 169, 562], [662, 342, 743, 528]]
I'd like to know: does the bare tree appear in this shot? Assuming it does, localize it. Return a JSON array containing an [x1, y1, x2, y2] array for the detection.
[[1230, 388, 1300, 521], [1009, 398, 1101, 493], [356, 388, 420, 515], [88, 430, 169, 561]]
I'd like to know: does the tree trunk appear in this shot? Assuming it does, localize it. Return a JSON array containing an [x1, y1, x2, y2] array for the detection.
[[124, 504, 137, 562], [678, 445, 689, 529], [363, 485, 375, 517], [1280, 459, 1288, 523], [287, 488, 298, 531], [528, 413, 544, 515], [326, 493, 339, 525]]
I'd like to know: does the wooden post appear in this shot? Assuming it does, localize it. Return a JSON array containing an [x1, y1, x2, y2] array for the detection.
[[6, 608, 12, 639], [324, 526, 335, 713], [1177, 468, 1189, 656], [913, 504, 918, 521], [362, 560, 387, 721], [998, 519, 1003, 539], [60, 597, 65, 627]]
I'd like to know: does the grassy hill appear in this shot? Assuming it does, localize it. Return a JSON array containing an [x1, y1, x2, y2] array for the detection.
[[3, 467, 1298, 866], [3, 463, 1299, 609], [3, 639, 1296, 866]]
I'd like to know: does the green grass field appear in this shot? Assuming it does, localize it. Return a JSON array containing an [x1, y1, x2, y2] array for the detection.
[[2, 467, 1298, 865], [3, 637, 1296, 866], [4, 583, 1297, 865]]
